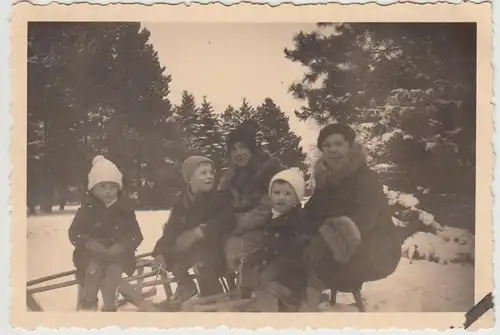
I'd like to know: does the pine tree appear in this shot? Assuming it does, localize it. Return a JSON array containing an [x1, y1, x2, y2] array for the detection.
[[174, 90, 200, 156], [285, 22, 476, 229], [219, 104, 239, 138], [254, 98, 307, 171], [238, 97, 255, 120], [27, 22, 177, 211], [194, 96, 225, 168]]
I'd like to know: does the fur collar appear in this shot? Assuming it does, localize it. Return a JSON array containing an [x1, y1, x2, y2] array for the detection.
[[219, 151, 282, 192], [313, 142, 367, 189]]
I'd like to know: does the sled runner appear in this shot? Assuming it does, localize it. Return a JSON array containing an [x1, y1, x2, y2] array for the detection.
[[26, 252, 239, 312], [26, 252, 176, 312]]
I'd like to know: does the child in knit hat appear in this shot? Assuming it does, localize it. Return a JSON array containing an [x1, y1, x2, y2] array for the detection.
[[152, 156, 234, 303], [68, 155, 144, 312], [244, 167, 309, 312]]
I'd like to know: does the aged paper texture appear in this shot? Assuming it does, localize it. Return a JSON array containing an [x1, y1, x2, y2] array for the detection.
[[10, 1, 493, 330]]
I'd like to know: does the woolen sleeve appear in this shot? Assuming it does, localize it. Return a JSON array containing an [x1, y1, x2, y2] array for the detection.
[[349, 168, 385, 236], [68, 207, 91, 248], [119, 211, 144, 250], [199, 192, 235, 239], [152, 204, 180, 257]]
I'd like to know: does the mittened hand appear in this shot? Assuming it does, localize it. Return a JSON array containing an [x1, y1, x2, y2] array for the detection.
[[106, 243, 127, 256], [175, 227, 204, 251], [86, 239, 106, 254]]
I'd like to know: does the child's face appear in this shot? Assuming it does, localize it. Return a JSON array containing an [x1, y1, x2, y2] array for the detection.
[[270, 180, 299, 214], [231, 142, 252, 167], [190, 163, 215, 194], [92, 182, 119, 206]]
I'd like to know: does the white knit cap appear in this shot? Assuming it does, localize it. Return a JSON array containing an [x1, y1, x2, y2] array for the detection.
[[88, 155, 123, 191], [269, 167, 306, 201]]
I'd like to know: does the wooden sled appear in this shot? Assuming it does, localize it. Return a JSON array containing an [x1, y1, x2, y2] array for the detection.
[[27, 252, 237, 312], [26, 252, 175, 312]]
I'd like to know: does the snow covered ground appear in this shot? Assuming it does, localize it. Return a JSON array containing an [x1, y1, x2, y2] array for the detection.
[[27, 209, 474, 312]]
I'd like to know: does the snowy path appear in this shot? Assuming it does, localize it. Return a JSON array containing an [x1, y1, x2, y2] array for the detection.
[[27, 210, 474, 312]]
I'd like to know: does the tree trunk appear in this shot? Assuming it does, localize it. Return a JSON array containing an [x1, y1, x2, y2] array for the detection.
[[56, 183, 67, 211], [40, 200, 53, 213]]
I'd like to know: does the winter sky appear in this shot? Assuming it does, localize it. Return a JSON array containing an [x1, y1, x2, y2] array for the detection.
[[142, 23, 322, 155]]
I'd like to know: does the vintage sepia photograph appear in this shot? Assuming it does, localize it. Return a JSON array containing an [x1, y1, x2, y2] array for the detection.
[[10, 1, 493, 331]]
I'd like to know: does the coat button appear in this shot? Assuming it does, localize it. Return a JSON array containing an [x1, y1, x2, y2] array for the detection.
[[262, 260, 267, 266], [274, 233, 279, 238]]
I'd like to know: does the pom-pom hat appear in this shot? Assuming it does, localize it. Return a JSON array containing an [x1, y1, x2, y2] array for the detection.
[[269, 167, 306, 201], [87, 155, 123, 191]]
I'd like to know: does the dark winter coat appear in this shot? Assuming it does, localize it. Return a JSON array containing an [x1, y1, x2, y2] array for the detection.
[[303, 143, 402, 288], [68, 194, 144, 277], [247, 205, 309, 304], [152, 188, 234, 274], [218, 152, 286, 270]]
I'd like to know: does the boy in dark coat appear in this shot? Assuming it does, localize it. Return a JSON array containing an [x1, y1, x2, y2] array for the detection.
[[246, 167, 308, 312], [152, 156, 234, 302], [68, 155, 144, 312]]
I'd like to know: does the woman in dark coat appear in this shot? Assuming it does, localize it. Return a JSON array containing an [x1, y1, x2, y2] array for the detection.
[[218, 121, 286, 296], [152, 156, 234, 302], [302, 123, 402, 306]]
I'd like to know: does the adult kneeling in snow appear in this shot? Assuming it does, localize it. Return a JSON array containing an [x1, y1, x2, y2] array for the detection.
[[302, 123, 402, 309]]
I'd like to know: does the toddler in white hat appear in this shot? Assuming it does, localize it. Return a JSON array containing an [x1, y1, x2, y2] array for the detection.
[[245, 167, 309, 312], [68, 155, 150, 312], [268, 167, 306, 217]]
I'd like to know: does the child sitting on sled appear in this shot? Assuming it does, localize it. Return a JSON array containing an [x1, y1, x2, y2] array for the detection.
[[244, 167, 309, 312], [152, 156, 234, 303], [68, 155, 144, 312]]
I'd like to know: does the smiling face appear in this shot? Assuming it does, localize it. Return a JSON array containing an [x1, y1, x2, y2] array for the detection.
[[189, 162, 215, 194], [320, 133, 351, 167], [92, 182, 119, 206], [270, 180, 299, 214], [230, 142, 253, 167]]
